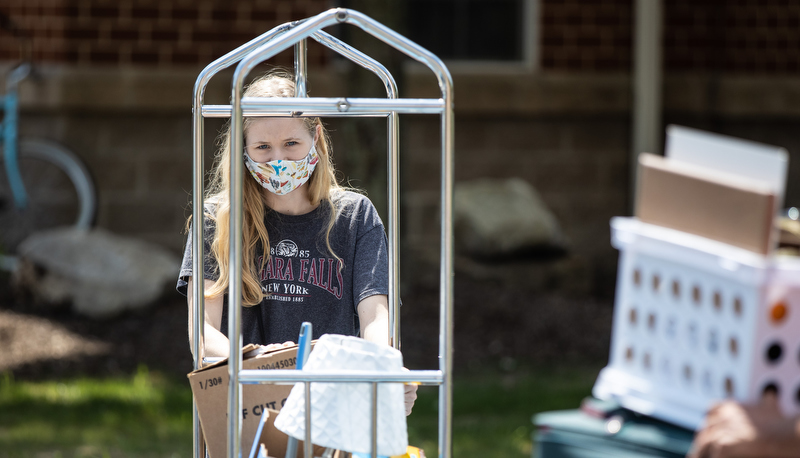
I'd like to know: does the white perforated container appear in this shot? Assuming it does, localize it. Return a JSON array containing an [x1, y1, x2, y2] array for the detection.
[[593, 217, 800, 430]]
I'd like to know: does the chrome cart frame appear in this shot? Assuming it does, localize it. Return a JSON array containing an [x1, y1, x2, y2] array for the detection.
[[190, 8, 454, 458]]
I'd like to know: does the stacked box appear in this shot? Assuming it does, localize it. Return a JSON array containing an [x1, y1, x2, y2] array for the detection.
[[593, 126, 796, 430], [593, 217, 800, 429]]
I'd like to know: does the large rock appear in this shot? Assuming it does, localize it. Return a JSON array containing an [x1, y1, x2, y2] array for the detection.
[[14, 228, 180, 319], [454, 177, 566, 258]]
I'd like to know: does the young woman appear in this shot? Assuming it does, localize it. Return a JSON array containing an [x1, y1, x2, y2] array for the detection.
[[177, 71, 415, 414]]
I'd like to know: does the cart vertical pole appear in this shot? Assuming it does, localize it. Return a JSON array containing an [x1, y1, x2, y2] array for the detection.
[[294, 39, 308, 98], [304, 383, 312, 458], [388, 110, 400, 349], [309, 29, 402, 348], [228, 71, 246, 458], [295, 41, 314, 458], [438, 77, 455, 458], [190, 21, 296, 458], [371, 382, 379, 458], [191, 67, 208, 458]]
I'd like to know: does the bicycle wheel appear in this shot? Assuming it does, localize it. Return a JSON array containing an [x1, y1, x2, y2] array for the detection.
[[0, 138, 97, 254]]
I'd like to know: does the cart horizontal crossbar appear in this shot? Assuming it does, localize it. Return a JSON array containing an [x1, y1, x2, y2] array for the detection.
[[238, 369, 444, 385], [201, 97, 445, 118]]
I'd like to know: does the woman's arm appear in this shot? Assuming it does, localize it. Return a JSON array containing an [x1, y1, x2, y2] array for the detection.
[[357, 294, 390, 345], [187, 278, 231, 359], [357, 294, 417, 416]]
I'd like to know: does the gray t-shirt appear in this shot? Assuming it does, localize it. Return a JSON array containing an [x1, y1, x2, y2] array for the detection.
[[177, 191, 389, 345]]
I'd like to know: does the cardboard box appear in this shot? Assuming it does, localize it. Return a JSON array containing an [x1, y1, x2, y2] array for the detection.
[[252, 408, 325, 458], [635, 153, 776, 255], [188, 344, 323, 458]]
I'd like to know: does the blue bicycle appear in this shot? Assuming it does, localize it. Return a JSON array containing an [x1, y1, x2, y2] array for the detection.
[[0, 15, 96, 270]]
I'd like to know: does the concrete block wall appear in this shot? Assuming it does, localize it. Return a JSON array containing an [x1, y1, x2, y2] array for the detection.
[[15, 110, 221, 250], [402, 112, 629, 296]]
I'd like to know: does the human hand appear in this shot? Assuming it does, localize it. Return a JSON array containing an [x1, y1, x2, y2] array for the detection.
[[401, 367, 418, 416], [260, 341, 295, 352], [404, 383, 418, 416], [688, 392, 800, 458]]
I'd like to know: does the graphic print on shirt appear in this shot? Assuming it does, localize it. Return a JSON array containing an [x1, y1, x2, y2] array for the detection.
[[257, 239, 344, 303]]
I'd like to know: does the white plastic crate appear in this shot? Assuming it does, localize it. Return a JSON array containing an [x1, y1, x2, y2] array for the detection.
[[593, 217, 800, 430]]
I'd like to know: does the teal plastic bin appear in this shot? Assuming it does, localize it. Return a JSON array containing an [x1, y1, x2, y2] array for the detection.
[[532, 398, 695, 458]]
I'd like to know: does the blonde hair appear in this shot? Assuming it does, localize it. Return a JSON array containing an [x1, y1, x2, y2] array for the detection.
[[202, 71, 342, 306]]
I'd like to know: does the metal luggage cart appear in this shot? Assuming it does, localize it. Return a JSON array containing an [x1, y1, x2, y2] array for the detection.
[[190, 8, 454, 458]]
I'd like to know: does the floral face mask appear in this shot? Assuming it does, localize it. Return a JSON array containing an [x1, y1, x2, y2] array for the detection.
[[243, 144, 319, 195]]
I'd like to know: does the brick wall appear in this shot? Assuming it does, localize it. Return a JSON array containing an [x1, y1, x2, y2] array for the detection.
[[0, 0, 331, 67], [540, 0, 633, 71], [6, 1, 800, 73], [664, 1, 800, 73], [541, 0, 800, 74]]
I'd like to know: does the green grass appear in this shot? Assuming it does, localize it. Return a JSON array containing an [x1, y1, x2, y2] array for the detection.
[[0, 364, 600, 457], [0, 366, 194, 457], [408, 365, 600, 458]]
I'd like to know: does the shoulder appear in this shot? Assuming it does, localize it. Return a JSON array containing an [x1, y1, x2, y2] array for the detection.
[[331, 189, 371, 208], [203, 196, 223, 216], [329, 190, 383, 229], [186, 198, 222, 237]]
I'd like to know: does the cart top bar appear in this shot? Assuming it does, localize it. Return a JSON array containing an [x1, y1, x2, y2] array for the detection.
[[230, 9, 452, 102], [202, 107, 390, 118], [202, 97, 443, 118], [312, 31, 397, 99]]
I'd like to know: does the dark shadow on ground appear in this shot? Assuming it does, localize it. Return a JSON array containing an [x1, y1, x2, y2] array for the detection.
[[0, 253, 614, 381]]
